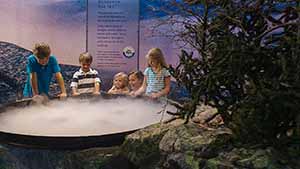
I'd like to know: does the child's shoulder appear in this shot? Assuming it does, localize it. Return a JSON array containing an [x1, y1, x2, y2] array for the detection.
[[27, 54, 36, 62], [72, 69, 82, 76], [89, 68, 99, 74], [48, 55, 59, 64], [144, 67, 152, 73], [28, 54, 35, 59], [145, 67, 151, 70], [161, 67, 170, 76], [27, 55, 39, 65], [161, 67, 169, 72]]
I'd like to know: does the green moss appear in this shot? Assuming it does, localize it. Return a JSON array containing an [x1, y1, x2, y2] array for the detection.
[[252, 155, 269, 168], [121, 132, 162, 166], [205, 158, 220, 169], [184, 151, 199, 169], [81, 157, 109, 169]]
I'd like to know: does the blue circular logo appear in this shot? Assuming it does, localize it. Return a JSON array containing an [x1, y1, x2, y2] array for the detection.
[[123, 46, 135, 58]]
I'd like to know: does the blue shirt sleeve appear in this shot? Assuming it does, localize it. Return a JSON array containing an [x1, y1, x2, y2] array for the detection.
[[144, 67, 150, 76], [27, 55, 37, 73], [50, 56, 61, 73], [162, 68, 171, 77]]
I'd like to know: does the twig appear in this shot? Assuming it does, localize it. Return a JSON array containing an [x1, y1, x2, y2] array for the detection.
[[204, 112, 220, 123], [166, 111, 181, 116], [159, 99, 168, 126], [163, 116, 180, 124], [256, 22, 297, 41]]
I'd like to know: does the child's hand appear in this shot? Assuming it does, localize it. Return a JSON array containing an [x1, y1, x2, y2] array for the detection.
[[93, 91, 100, 96], [72, 92, 80, 97], [129, 91, 137, 97], [149, 93, 160, 99], [32, 94, 48, 104], [58, 92, 67, 99]]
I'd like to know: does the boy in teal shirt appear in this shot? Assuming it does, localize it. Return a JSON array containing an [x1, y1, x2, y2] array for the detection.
[[23, 43, 67, 98]]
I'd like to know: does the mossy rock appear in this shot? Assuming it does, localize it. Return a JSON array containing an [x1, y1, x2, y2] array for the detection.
[[159, 123, 232, 158], [120, 119, 184, 167], [60, 147, 119, 169], [184, 151, 199, 169], [163, 152, 199, 169], [205, 158, 234, 169], [232, 147, 294, 169]]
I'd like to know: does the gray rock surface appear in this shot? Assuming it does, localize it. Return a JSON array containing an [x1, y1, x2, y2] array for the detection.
[[118, 118, 300, 169]]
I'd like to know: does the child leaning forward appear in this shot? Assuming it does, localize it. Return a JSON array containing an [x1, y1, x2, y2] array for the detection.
[[23, 42, 67, 99]]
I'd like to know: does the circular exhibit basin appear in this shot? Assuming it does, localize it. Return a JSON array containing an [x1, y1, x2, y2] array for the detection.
[[0, 95, 174, 150]]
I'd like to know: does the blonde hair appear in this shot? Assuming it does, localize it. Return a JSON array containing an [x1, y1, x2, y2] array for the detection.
[[33, 42, 51, 59], [114, 72, 129, 87], [146, 48, 168, 71], [79, 52, 93, 64]]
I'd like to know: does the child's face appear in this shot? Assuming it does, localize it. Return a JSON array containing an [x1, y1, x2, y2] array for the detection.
[[81, 62, 91, 72], [148, 58, 159, 68], [114, 76, 126, 89], [37, 56, 50, 66], [129, 74, 143, 91]]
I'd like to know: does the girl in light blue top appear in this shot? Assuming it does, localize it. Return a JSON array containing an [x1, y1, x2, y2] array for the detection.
[[133, 48, 171, 99]]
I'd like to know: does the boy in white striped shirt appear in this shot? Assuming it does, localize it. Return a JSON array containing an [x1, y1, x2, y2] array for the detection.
[[71, 52, 101, 96]]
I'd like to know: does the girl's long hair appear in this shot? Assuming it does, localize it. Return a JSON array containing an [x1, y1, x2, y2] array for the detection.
[[146, 48, 168, 71]]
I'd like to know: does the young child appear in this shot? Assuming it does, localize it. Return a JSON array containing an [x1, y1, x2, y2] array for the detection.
[[108, 72, 130, 95], [23, 42, 67, 99], [128, 70, 144, 94], [132, 48, 171, 99], [71, 52, 101, 96]]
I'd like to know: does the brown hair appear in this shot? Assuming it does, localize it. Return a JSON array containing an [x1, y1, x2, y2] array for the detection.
[[79, 52, 93, 64], [33, 42, 51, 59], [128, 70, 144, 81]]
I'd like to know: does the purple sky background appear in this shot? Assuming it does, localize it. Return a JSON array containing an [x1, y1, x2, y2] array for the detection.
[[0, 0, 180, 71], [0, 0, 86, 65]]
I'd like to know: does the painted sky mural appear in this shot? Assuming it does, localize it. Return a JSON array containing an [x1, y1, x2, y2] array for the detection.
[[0, 0, 86, 64], [0, 0, 180, 71]]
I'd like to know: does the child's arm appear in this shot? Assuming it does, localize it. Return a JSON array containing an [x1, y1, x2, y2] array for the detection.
[[70, 72, 80, 96], [122, 87, 130, 95], [133, 76, 147, 96], [150, 76, 171, 99], [107, 86, 115, 94], [55, 72, 67, 98], [72, 87, 80, 96], [93, 72, 101, 95], [30, 72, 39, 96], [93, 82, 101, 95]]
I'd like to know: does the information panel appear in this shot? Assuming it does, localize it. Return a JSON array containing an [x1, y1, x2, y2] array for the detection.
[[88, 0, 139, 72]]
